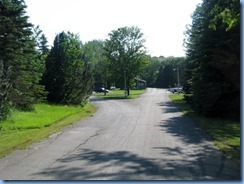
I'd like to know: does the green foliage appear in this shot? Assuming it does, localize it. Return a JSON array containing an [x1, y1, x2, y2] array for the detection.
[[43, 31, 93, 105], [103, 26, 148, 94], [209, 0, 240, 31], [83, 40, 110, 87], [0, 0, 46, 119], [184, 0, 240, 119], [142, 56, 186, 88], [140, 56, 162, 87], [0, 61, 11, 120]]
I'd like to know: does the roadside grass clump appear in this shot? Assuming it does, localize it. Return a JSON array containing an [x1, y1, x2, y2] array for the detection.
[[0, 103, 96, 158], [93, 89, 146, 99], [169, 93, 240, 164]]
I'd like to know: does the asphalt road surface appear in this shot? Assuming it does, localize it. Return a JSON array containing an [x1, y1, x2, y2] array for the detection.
[[0, 88, 240, 180]]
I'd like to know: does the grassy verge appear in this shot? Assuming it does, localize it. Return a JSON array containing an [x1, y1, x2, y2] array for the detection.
[[169, 94, 240, 164], [93, 89, 146, 99], [0, 103, 96, 158]]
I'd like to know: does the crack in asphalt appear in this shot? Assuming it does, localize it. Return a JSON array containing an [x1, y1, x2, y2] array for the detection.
[[31, 129, 102, 180]]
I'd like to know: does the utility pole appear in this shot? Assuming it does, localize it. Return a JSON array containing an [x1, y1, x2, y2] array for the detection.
[[174, 67, 180, 92], [177, 66, 180, 90], [124, 70, 127, 97]]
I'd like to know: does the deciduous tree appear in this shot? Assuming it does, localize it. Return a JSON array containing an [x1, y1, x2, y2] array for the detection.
[[103, 26, 148, 95]]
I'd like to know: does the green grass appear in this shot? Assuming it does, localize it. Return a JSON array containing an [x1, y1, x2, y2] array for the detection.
[[169, 94, 240, 164], [0, 103, 96, 158], [93, 89, 146, 99]]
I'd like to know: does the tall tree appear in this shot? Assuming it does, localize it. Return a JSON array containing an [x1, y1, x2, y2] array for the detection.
[[32, 25, 49, 77], [83, 40, 110, 88], [141, 56, 163, 87], [184, 0, 240, 119], [32, 25, 50, 55], [152, 56, 186, 88], [103, 26, 148, 95], [0, 59, 11, 120], [43, 31, 93, 105], [0, 0, 46, 117]]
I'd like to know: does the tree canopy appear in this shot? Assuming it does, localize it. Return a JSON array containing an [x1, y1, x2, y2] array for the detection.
[[1, 0, 239, 122], [82, 40, 110, 88], [43, 32, 93, 105], [0, 0, 46, 120], [103, 26, 148, 95], [184, 0, 240, 119]]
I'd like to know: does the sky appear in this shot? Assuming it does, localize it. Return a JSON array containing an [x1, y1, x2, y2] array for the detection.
[[24, 0, 202, 57]]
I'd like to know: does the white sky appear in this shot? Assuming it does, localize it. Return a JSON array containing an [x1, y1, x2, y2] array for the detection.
[[25, 0, 202, 57]]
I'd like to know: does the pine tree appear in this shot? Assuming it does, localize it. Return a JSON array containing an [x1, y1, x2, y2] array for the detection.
[[184, 0, 240, 119], [43, 32, 93, 105], [0, 0, 46, 115]]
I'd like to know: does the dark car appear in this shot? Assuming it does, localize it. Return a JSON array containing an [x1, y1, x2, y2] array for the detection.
[[169, 87, 183, 93], [94, 88, 109, 93]]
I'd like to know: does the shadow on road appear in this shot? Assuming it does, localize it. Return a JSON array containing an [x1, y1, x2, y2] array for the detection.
[[33, 149, 163, 180], [32, 146, 240, 180], [89, 96, 130, 102], [32, 98, 240, 180], [157, 116, 211, 144], [157, 99, 213, 144], [157, 101, 180, 113], [155, 101, 240, 180]]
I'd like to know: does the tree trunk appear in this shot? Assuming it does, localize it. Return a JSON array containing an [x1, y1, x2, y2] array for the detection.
[[127, 88, 130, 96]]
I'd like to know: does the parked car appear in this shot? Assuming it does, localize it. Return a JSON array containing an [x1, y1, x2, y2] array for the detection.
[[169, 87, 183, 93], [94, 88, 109, 93]]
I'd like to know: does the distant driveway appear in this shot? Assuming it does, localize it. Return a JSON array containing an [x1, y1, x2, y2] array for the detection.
[[0, 88, 240, 180]]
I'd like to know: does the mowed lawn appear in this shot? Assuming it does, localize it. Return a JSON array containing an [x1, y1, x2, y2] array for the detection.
[[169, 94, 240, 164], [0, 103, 96, 158], [0, 89, 145, 158]]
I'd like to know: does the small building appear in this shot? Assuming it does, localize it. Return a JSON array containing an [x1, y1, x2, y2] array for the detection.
[[134, 78, 147, 90]]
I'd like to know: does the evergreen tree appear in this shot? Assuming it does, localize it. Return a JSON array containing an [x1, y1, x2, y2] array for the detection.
[[0, 0, 46, 116], [43, 31, 93, 105], [184, 0, 240, 119], [32, 25, 49, 80], [0, 59, 11, 120], [33, 25, 49, 55]]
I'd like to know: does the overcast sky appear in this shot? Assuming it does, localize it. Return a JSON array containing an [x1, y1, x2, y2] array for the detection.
[[25, 0, 202, 57]]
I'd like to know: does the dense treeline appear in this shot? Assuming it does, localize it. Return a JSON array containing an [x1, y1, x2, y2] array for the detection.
[[141, 56, 186, 88], [184, 0, 240, 120], [0, 0, 46, 120], [0, 0, 239, 122], [0, 0, 93, 120], [0, 0, 149, 121]]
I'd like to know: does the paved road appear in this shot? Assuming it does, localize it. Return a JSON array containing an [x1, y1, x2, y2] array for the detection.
[[0, 88, 240, 180]]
